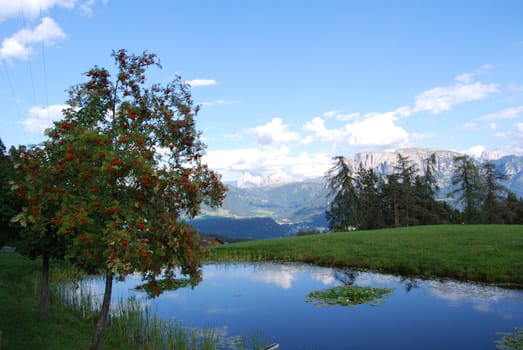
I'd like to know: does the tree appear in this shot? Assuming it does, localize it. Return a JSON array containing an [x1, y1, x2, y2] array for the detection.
[[503, 192, 523, 224], [450, 155, 483, 223], [325, 156, 359, 231], [394, 154, 418, 226], [0, 139, 24, 247], [420, 153, 439, 200], [13, 145, 67, 321], [480, 162, 508, 223], [413, 153, 440, 225], [355, 165, 384, 230], [382, 173, 401, 227], [14, 50, 226, 349]]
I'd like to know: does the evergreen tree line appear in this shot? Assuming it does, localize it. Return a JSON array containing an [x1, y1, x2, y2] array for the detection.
[[326, 153, 523, 231]]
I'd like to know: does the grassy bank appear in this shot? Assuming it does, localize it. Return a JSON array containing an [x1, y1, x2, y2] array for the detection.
[[0, 251, 268, 350], [210, 225, 523, 288], [0, 252, 138, 350]]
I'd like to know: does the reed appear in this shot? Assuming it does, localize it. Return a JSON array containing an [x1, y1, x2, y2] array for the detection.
[[49, 278, 267, 349]]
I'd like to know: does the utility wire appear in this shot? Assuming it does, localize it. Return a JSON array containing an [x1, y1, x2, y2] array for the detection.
[[20, 1, 38, 105], [39, 1, 50, 110], [1, 57, 22, 121]]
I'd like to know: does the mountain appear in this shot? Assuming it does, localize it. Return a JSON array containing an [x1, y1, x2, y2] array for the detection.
[[348, 148, 461, 197], [347, 148, 523, 199], [190, 217, 294, 240], [492, 155, 523, 196], [201, 179, 329, 225], [196, 148, 523, 240]]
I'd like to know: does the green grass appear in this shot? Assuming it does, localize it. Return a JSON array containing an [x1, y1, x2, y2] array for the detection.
[[0, 251, 269, 350], [210, 224, 523, 288], [0, 252, 138, 350]]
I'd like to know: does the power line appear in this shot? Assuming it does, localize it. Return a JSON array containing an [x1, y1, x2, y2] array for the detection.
[[20, 1, 38, 105], [1, 57, 22, 121], [39, 0, 50, 110]]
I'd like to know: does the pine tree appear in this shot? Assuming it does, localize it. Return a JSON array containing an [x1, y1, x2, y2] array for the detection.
[[450, 155, 483, 223], [480, 162, 508, 223], [325, 156, 359, 231]]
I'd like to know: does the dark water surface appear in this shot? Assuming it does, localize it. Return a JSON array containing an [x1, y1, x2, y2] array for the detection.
[[87, 263, 523, 349]]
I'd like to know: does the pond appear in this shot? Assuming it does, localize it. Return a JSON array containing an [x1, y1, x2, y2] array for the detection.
[[83, 263, 523, 349]]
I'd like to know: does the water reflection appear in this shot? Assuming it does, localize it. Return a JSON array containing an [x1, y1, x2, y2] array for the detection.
[[80, 263, 523, 350]]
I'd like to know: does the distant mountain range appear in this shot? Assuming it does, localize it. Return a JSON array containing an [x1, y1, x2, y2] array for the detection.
[[192, 148, 523, 240]]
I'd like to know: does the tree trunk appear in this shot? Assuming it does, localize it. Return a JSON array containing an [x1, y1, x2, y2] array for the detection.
[[38, 254, 50, 320], [90, 272, 113, 350]]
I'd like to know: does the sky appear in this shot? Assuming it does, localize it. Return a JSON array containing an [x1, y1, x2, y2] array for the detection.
[[1, 1, 523, 186]]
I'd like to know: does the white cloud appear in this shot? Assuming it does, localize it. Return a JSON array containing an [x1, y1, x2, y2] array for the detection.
[[410, 65, 498, 114], [0, 16, 66, 61], [455, 64, 492, 84], [335, 112, 360, 121], [203, 146, 331, 186], [248, 117, 299, 145], [394, 106, 412, 117], [322, 110, 339, 118], [508, 83, 523, 92], [0, 0, 75, 22], [200, 99, 237, 107], [23, 104, 66, 133], [461, 122, 477, 129], [410, 132, 436, 143], [345, 112, 409, 147], [78, 0, 98, 16], [303, 117, 345, 144], [185, 78, 217, 87], [412, 81, 499, 114], [492, 123, 523, 155], [304, 113, 409, 149], [321, 110, 360, 121], [0, 0, 98, 21], [479, 105, 523, 121]]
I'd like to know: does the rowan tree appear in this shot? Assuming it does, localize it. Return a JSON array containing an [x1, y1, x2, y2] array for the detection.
[[14, 50, 226, 350], [12, 144, 68, 321]]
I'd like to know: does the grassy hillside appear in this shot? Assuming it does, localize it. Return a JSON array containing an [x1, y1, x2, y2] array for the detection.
[[210, 225, 523, 288], [0, 252, 136, 350]]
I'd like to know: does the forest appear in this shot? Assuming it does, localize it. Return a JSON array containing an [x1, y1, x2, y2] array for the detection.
[[325, 153, 523, 231]]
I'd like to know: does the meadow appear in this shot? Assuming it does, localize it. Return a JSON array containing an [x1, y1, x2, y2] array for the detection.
[[0, 252, 138, 350], [210, 224, 523, 288]]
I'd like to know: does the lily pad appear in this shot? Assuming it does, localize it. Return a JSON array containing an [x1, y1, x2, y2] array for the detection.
[[306, 285, 393, 307], [496, 327, 523, 350]]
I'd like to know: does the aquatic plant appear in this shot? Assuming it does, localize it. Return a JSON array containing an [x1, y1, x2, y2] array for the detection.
[[496, 327, 523, 350], [306, 285, 393, 307]]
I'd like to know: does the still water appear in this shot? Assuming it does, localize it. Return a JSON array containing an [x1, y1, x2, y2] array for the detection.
[[86, 263, 523, 349]]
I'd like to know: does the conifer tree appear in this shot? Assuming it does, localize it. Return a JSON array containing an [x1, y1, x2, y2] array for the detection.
[[450, 155, 483, 223], [326, 156, 359, 230]]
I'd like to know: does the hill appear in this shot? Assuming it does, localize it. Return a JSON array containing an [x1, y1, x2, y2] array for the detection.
[[196, 148, 523, 239]]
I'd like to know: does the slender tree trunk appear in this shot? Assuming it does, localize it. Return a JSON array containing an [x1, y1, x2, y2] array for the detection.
[[394, 200, 400, 227], [91, 272, 113, 350], [38, 254, 50, 320]]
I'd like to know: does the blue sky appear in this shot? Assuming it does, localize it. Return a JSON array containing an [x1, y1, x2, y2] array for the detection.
[[1, 1, 523, 185]]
